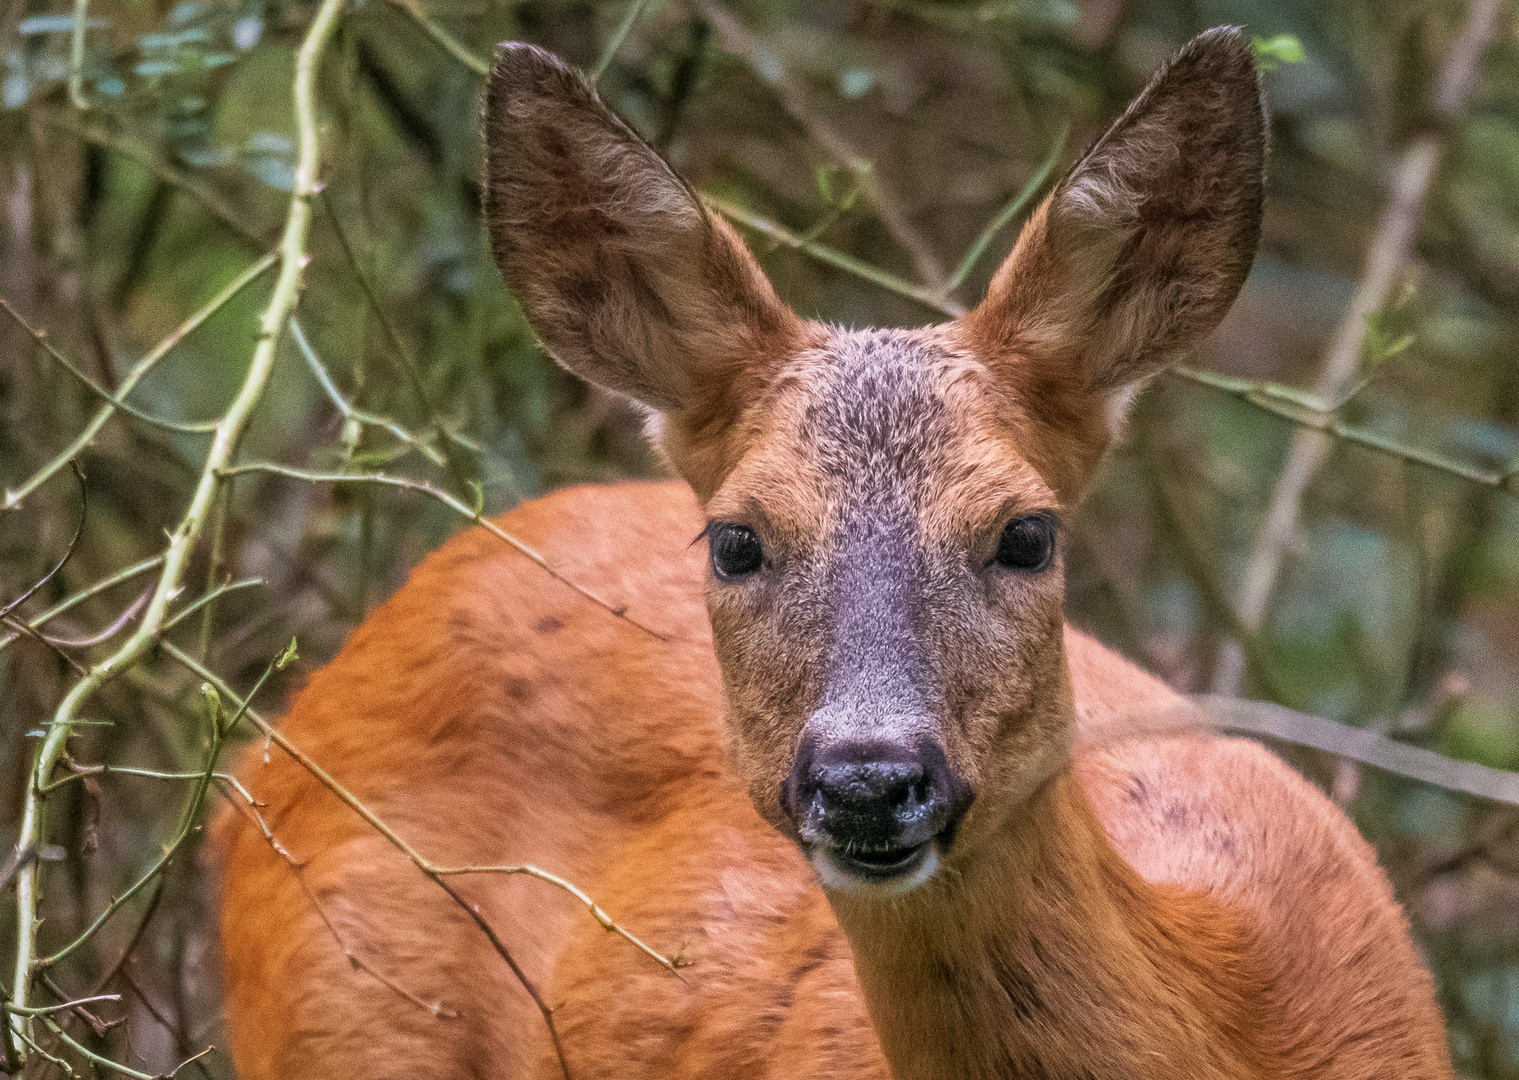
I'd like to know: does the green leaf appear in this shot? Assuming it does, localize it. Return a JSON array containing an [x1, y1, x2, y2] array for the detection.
[[276, 637, 299, 670], [1252, 34, 1305, 73]]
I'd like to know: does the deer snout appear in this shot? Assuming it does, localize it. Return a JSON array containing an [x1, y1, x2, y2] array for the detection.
[[783, 738, 971, 892]]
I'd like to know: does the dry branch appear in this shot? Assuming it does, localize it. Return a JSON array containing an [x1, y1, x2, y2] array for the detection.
[[1210, 0, 1507, 696]]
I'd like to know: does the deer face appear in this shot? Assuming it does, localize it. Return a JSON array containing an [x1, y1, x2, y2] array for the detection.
[[484, 30, 1265, 893], [700, 327, 1072, 891]]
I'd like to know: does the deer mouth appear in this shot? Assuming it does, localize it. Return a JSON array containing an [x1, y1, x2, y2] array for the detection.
[[814, 837, 941, 893]]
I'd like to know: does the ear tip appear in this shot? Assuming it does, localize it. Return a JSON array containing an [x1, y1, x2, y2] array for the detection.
[[1172, 26, 1265, 104], [486, 40, 591, 105]]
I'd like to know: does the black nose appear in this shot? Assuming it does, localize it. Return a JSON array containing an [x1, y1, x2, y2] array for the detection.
[[783, 739, 969, 855]]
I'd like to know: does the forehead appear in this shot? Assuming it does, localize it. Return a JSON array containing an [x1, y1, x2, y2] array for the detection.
[[709, 327, 1055, 532]]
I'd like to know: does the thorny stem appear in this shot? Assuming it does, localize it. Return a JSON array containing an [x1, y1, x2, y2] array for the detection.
[[6, 0, 345, 1059]]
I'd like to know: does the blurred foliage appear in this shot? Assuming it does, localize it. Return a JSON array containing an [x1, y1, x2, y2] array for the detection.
[[1, 0, 1518, 1075]]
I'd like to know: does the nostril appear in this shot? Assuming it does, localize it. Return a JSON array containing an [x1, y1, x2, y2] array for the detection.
[[814, 760, 923, 813]]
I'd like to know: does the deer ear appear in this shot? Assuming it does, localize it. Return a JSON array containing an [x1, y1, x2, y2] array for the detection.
[[482, 43, 802, 463], [961, 27, 1265, 474]]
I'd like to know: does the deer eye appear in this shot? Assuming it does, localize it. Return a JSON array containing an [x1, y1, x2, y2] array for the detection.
[[709, 523, 765, 581], [993, 513, 1057, 573]]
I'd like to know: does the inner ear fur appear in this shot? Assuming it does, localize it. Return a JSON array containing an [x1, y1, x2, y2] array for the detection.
[[482, 42, 802, 492], [961, 27, 1266, 484]]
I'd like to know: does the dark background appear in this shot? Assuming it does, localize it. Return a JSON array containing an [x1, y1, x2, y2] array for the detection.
[[1, 0, 1517, 1075]]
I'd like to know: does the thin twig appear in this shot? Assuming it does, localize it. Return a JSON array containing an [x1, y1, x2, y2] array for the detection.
[[700, 3, 949, 290], [0, 298, 222, 436], [384, 0, 488, 76], [36, 588, 149, 649], [164, 644, 684, 1080], [317, 192, 476, 494], [0, 556, 165, 656], [219, 461, 667, 639], [2, 614, 88, 675], [41, 113, 265, 246], [1172, 366, 1518, 496], [5, 995, 121, 1017], [216, 780, 457, 1018], [591, 0, 656, 83], [706, 195, 962, 316], [38, 686, 225, 971], [289, 319, 445, 466], [0, 461, 87, 621], [939, 124, 1068, 300]]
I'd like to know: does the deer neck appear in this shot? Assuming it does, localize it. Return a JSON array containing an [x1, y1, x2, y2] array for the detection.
[[827, 765, 1276, 1080]]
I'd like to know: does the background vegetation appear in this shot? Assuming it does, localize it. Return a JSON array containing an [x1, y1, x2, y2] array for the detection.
[[2, 0, 1518, 1075]]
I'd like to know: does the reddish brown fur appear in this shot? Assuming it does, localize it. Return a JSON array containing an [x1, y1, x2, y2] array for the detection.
[[218, 483, 1450, 1079], [217, 29, 1453, 1080]]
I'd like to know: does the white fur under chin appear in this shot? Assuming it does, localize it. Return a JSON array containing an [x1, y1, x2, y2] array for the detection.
[[812, 845, 940, 897]]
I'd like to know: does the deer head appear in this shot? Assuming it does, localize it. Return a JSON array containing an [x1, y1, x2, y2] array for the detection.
[[483, 29, 1265, 895]]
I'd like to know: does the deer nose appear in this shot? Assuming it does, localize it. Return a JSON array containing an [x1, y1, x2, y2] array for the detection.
[[783, 739, 970, 880]]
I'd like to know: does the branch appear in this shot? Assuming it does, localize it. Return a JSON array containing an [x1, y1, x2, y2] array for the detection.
[[317, 193, 479, 492], [38, 686, 224, 972], [0, 461, 87, 622], [288, 319, 445, 467], [1198, 695, 1519, 807], [6, 0, 345, 1060], [1171, 366, 1517, 496], [938, 124, 1068, 301], [0, 298, 221, 436], [590, 0, 656, 83], [705, 195, 961, 316], [41, 114, 266, 247], [1210, 0, 1507, 696]]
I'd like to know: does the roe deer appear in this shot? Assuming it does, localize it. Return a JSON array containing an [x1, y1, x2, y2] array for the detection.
[[217, 28, 1455, 1080]]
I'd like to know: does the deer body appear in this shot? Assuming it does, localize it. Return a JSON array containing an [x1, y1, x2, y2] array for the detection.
[[218, 29, 1454, 1080], [220, 481, 1449, 1079]]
